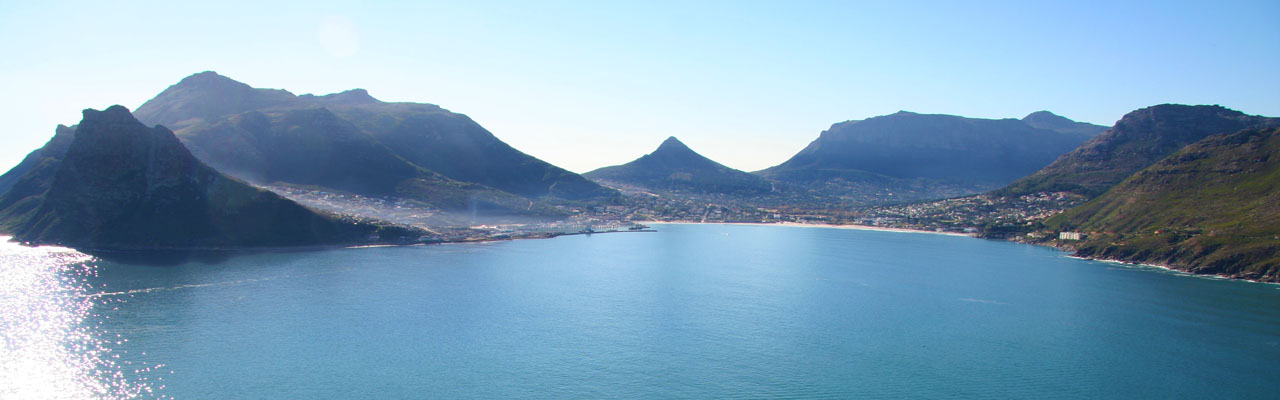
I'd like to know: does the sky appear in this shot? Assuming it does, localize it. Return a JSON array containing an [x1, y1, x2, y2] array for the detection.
[[1, 0, 1278, 174]]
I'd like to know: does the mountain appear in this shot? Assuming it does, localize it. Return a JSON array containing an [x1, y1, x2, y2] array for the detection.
[[132, 71, 298, 131], [584, 137, 772, 194], [175, 107, 534, 214], [0, 106, 399, 250], [758, 111, 1094, 202], [999, 104, 1280, 197], [133, 71, 616, 202], [0, 124, 76, 196], [1042, 127, 1280, 282], [1021, 111, 1107, 139]]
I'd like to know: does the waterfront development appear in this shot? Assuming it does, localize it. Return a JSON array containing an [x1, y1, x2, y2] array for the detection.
[[3, 224, 1278, 398]]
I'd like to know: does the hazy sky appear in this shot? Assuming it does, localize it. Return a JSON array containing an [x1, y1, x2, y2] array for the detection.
[[2, 1, 1277, 173]]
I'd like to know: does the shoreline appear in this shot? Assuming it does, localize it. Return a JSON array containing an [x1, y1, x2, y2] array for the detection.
[[1065, 255, 1280, 286], [635, 220, 976, 238], [0, 227, 659, 258]]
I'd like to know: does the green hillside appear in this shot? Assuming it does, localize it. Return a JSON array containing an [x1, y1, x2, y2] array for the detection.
[[1043, 127, 1280, 282]]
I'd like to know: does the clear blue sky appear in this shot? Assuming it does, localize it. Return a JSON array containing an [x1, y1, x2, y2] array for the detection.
[[2, 0, 1277, 173]]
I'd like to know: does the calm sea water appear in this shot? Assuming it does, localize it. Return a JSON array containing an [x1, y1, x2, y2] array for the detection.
[[3, 223, 1279, 399]]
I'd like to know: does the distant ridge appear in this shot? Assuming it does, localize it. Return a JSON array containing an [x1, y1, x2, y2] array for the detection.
[[585, 137, 772, 194], [0, 106, 395, 249], [1021, 111, 1107, 139]]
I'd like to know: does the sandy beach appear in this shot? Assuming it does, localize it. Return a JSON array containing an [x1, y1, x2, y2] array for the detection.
[[635, 221, 976, 238]]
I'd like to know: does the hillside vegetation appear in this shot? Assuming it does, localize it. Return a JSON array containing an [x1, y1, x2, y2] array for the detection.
[[1043, 127, 1280, 281]]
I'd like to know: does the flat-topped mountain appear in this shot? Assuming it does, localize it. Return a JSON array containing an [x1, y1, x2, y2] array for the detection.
[[585, 137, 772, 194], [133, 71, 616, 202], [758, 111, 1094, 202], [1000, 104, 1280, 197], [1043, 126, 1280, 282], [0, 106, 395, 250]]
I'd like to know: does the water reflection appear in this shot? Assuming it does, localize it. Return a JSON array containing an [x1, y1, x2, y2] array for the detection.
[[0, 239, 162, 399], [83, 249, 238, 267]]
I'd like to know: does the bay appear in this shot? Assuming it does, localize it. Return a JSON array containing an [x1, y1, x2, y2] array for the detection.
[[4, 223, 1279, 398]]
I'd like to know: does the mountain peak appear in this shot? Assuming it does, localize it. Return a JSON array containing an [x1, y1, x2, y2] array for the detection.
[[87, 105, 136, 122], [584, 136, 770, 194], [1022, 110, 1074, 126], [315, 88, 380, 105], [656, 136, 691, 152], [1023, 110, 1064, 120], [174, 71, 249, 90], [1021, 110, 1107, 138], [134, 71, 299, 130]]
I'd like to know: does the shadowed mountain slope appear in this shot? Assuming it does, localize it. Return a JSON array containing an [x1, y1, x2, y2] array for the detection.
[[0, 106, 394, 250], [176, 107, 534, 214], [133, 72, 616, 203]]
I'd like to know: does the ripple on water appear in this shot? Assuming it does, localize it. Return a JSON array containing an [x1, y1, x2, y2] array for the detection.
[[0, 238, 166, 399]]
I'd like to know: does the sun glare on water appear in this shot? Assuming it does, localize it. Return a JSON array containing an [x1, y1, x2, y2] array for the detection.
[[0, 238, 163, 399]]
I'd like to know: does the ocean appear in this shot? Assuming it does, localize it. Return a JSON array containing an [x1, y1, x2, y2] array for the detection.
[[3, 223, 1279, 399]]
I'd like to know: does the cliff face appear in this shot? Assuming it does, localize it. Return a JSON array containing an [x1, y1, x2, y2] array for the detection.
[[1044, 127, 1280, 282], [1000, 105, 1280, 197], [0, 106, 388, 250], [585, 137, 772, 194]]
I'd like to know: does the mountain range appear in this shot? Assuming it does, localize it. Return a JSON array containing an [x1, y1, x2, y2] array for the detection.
[[1, 68, 1273, 278], [133, 71, 617, 212], [0, 106, 405, 250], [585, 137, 772, 195]]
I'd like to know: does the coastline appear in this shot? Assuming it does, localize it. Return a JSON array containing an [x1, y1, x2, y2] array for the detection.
[[0, 226, 658, 259], [1065, 255, 1280, 286], [635, 220, 976, 238]]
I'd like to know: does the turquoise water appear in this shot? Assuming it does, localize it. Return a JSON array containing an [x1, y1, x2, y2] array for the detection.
[[4, 223, 1280, 398]]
